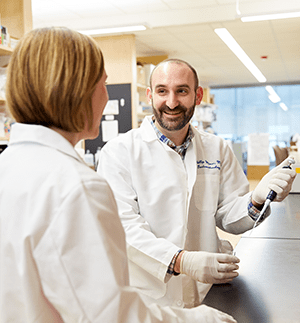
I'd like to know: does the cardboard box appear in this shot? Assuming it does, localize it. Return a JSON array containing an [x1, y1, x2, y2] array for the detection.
[[290, 163, 300, 193], [247, 165, 269, 180]]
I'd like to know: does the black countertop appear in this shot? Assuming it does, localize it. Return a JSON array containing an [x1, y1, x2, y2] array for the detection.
[[203, 195, 300, 323]]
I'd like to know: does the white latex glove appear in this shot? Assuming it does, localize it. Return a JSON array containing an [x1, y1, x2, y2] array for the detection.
[[180, 251, 240, 284], [252, 157, 296, 205]]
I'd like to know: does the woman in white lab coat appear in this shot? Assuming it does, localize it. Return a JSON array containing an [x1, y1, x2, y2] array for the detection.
[[0, 27, 237, 322]]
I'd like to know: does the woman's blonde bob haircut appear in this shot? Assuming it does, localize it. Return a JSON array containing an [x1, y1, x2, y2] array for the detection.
[[6, 27, 104, 132]]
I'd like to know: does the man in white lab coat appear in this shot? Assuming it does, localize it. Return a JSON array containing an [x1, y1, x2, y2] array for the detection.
[[98, 59, 296, 308], [0, 29, 238, 323]]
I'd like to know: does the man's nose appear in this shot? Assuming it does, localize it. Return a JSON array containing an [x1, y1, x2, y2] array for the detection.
[[166, 92, 179, 109]]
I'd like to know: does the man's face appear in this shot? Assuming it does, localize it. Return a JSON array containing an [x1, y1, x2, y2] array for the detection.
[[147, 62, 202, 133]]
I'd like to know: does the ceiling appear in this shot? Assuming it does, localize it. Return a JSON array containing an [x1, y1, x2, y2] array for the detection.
[[31, 0, 300, 88]]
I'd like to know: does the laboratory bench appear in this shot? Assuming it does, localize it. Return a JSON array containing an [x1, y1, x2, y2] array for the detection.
[[242, 194, 300, 240], [203, 194, 300, 323]]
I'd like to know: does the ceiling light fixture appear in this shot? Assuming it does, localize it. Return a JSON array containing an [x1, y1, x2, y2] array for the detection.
[[214, 28, 267, 83], [265, 86, 281, 103], [78, 25, 147, 36], [241, 11, 300, 22], [279, 102, 288, 111]]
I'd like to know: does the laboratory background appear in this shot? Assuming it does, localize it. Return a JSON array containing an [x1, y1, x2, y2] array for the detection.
[[1, 0, 300, 177], [0, 1, 300, 322]]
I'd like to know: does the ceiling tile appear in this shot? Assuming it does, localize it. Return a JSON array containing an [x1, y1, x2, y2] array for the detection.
[[162, 0, 218, 10]]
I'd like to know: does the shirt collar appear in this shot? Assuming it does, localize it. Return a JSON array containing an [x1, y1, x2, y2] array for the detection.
[[151, 117, 194, 160]]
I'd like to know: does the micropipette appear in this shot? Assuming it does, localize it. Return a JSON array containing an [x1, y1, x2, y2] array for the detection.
[[251, 157, 295, 231]]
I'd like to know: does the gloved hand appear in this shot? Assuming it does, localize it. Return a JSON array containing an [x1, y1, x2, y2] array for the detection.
[[252, 157, 296, 205], [180, 251, 240, 284]]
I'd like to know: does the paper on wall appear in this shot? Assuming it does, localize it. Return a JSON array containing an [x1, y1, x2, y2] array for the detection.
[[247, 133, 269, 165], [102, 120, 118, 142], [103, 100, 119, 115]]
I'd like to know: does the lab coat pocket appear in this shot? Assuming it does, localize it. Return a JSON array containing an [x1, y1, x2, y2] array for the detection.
[[193, 174, 219, 211]]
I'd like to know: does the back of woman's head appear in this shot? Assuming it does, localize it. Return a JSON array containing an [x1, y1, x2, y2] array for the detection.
[[6, 27, 104, 132]]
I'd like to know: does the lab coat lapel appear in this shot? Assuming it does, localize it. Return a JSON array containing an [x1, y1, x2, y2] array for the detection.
[[139, 116, 157, 142], [184, 135, 197, 213]]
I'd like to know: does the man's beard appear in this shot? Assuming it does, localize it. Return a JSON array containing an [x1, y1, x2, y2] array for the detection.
[[152, 102, 196, 131]]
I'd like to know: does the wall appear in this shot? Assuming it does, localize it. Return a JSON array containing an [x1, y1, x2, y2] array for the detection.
[[0, 0, 32, 39], [94, 34, 138, 128]]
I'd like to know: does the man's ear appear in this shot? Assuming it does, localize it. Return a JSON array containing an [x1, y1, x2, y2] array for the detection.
[[146, 87, 152, 105], [196, 86, 203, 105]]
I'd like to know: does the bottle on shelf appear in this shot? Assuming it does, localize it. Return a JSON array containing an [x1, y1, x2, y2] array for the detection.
[[84, 149, 95, 168]]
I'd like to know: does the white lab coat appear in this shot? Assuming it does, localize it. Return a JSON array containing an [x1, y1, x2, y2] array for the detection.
[[98, 116, 255, 308], [0, 123, 225, 322]]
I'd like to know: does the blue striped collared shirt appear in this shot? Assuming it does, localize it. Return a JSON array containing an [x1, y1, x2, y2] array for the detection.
[[150, 117, 194, 160]]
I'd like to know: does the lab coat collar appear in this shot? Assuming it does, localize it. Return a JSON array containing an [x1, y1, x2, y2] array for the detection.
[[9, 123, 83, 163], [191, 125, 209, 145], [140, 115, 159, 142]]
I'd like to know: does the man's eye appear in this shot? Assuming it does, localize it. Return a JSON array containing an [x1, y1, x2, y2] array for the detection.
[[178, 89, 188, 94]]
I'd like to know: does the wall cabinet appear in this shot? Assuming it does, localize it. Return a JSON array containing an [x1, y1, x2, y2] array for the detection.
[[0, 0, 32, 141], [137, 84, 152, 127], [136, 63, 155, 127], [0, 46, 13, 104]]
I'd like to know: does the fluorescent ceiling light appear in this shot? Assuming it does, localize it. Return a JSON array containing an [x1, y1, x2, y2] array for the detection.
[[268, 94, 281, 103], [214, 28, 267, 83], [241, 11, 300, 22], [280, 102, 288, 111], [78, 25, 147, 36], [265, 86, 281, 103]]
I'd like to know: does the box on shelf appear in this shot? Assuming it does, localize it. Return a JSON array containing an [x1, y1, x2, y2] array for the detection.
[[144, 64, 155, 86], [1, 26, 9, 47], [137, 62, 155, 87], [137, 64, 146, 85], [247, 165, 269, 180], [290, 164, 300, 193]]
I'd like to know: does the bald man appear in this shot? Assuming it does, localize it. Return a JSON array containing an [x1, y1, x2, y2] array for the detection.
[[98, 59, 296, 309]]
